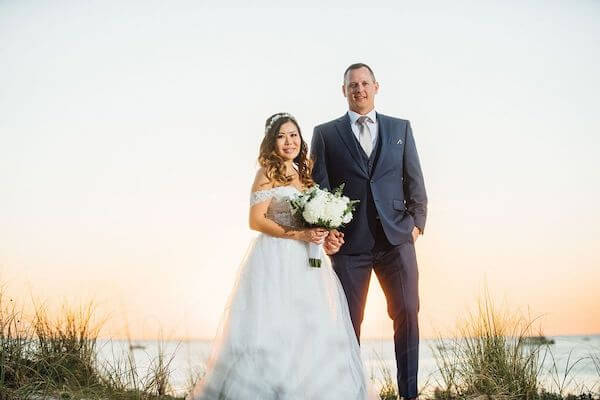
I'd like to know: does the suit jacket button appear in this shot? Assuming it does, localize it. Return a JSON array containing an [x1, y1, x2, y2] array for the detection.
[[370, 180, 374, 183]]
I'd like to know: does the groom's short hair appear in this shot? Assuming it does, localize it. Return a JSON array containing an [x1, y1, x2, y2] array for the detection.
[[343, 63, 376, 84]]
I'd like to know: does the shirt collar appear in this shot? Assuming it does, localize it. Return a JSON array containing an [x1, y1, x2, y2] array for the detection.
[[348, 109, 377, 125]]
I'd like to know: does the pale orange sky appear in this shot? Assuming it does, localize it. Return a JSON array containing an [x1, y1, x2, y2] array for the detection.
[[1, 1, 599, 340]]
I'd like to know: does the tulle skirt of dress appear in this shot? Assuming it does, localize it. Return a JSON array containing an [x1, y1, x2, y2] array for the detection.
[[187, 234, 378, 400]]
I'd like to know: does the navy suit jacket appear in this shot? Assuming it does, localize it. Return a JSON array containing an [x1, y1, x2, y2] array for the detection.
[[311, 112, 427, 254]]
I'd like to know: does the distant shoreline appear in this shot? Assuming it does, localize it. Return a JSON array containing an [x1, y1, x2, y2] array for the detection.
[[98, 333, 600, 342]]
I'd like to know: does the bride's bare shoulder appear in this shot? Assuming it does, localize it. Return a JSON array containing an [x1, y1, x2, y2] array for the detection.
[[251, 167, 274, 193]]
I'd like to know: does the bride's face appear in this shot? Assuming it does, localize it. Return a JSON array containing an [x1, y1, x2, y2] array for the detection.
[[275, 121, 301, 161]]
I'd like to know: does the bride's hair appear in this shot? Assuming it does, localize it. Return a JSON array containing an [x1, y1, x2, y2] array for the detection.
[[258, 113, 315, 188]]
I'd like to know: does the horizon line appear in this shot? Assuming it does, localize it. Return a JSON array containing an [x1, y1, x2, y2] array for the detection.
[[97, 332, 600, 342]]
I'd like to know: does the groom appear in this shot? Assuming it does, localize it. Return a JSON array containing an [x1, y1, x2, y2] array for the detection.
[[311, 63, 427, 400]]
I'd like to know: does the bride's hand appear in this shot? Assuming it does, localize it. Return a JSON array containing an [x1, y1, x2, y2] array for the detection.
[[299, 227, 329, 244]]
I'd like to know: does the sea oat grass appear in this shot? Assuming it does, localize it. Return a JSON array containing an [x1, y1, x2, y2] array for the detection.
[[430, 291, 599, 400], [370, 350, 399, 400], [0, 283, 183, 400], [431, 291, 544, 399]]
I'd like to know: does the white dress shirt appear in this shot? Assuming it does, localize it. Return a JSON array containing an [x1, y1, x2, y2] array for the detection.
[[348, 109, 378, 149]]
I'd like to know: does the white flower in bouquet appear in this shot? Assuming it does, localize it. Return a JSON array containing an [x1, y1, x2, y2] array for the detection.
[[302, 190, 328, 224], [322, 198, 343, 226], [342, 211, 352, 224]]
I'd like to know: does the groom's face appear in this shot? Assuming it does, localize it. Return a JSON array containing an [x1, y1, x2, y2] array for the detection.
[[342, 67, 379, 114]]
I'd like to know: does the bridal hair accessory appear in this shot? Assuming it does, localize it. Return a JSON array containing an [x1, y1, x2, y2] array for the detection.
[[265, 113, 296, 134]]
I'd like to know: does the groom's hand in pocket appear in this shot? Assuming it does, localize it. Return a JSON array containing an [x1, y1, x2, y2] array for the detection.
[[412, 226, 420, 242]]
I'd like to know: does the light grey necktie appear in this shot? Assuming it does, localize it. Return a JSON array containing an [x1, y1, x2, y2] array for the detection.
[[357, 115, 373, 157]]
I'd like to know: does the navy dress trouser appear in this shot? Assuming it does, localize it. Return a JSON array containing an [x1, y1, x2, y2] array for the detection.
[[331, 221, 420, 399]]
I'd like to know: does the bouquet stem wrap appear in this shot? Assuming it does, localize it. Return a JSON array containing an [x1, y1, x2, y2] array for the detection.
[[308, 243, 321, 268]]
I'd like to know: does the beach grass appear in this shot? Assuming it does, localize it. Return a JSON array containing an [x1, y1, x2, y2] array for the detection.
[[369, 349, 399, 400], [0, 283, 183, 400], [429, 290, 599, 400]]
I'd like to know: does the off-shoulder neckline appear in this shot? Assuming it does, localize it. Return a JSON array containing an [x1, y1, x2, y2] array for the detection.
[[251, 185, 305, 195]]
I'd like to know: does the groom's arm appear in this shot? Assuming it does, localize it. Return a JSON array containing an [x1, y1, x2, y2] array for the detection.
[[403, 121, 428, 234], [310, 126, 331, 190]]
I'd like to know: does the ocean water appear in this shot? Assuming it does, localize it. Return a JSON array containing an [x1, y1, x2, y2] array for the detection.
[[96, 335, 600, 397]]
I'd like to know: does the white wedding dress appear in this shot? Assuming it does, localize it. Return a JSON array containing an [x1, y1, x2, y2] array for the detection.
[[187, 185, 377, 400]]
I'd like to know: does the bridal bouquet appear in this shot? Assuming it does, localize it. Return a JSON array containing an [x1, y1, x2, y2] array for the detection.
[[290, 184, 359, 267]]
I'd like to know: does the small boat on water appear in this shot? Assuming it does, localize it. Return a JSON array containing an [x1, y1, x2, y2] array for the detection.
[[523, 335, 555, 345]]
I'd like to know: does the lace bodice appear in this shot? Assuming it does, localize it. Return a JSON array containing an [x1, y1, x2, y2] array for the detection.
[[249, 186, 305, 229]]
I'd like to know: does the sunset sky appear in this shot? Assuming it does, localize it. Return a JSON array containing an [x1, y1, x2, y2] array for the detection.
[[1, 1, 599, 340]]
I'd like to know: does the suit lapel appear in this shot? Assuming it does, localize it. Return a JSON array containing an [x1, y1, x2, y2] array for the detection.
[[334, 113, 369, 176], [371, 113, 390, 178]]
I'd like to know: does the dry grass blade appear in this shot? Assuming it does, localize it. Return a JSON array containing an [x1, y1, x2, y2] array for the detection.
[[431, 289, 545, 399]]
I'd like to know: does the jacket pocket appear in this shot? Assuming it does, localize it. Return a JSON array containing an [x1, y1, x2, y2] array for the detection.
[[392, 199, 406, 212]]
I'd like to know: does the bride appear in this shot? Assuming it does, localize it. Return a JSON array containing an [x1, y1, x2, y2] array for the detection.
[[187, 113, 377, 400]]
